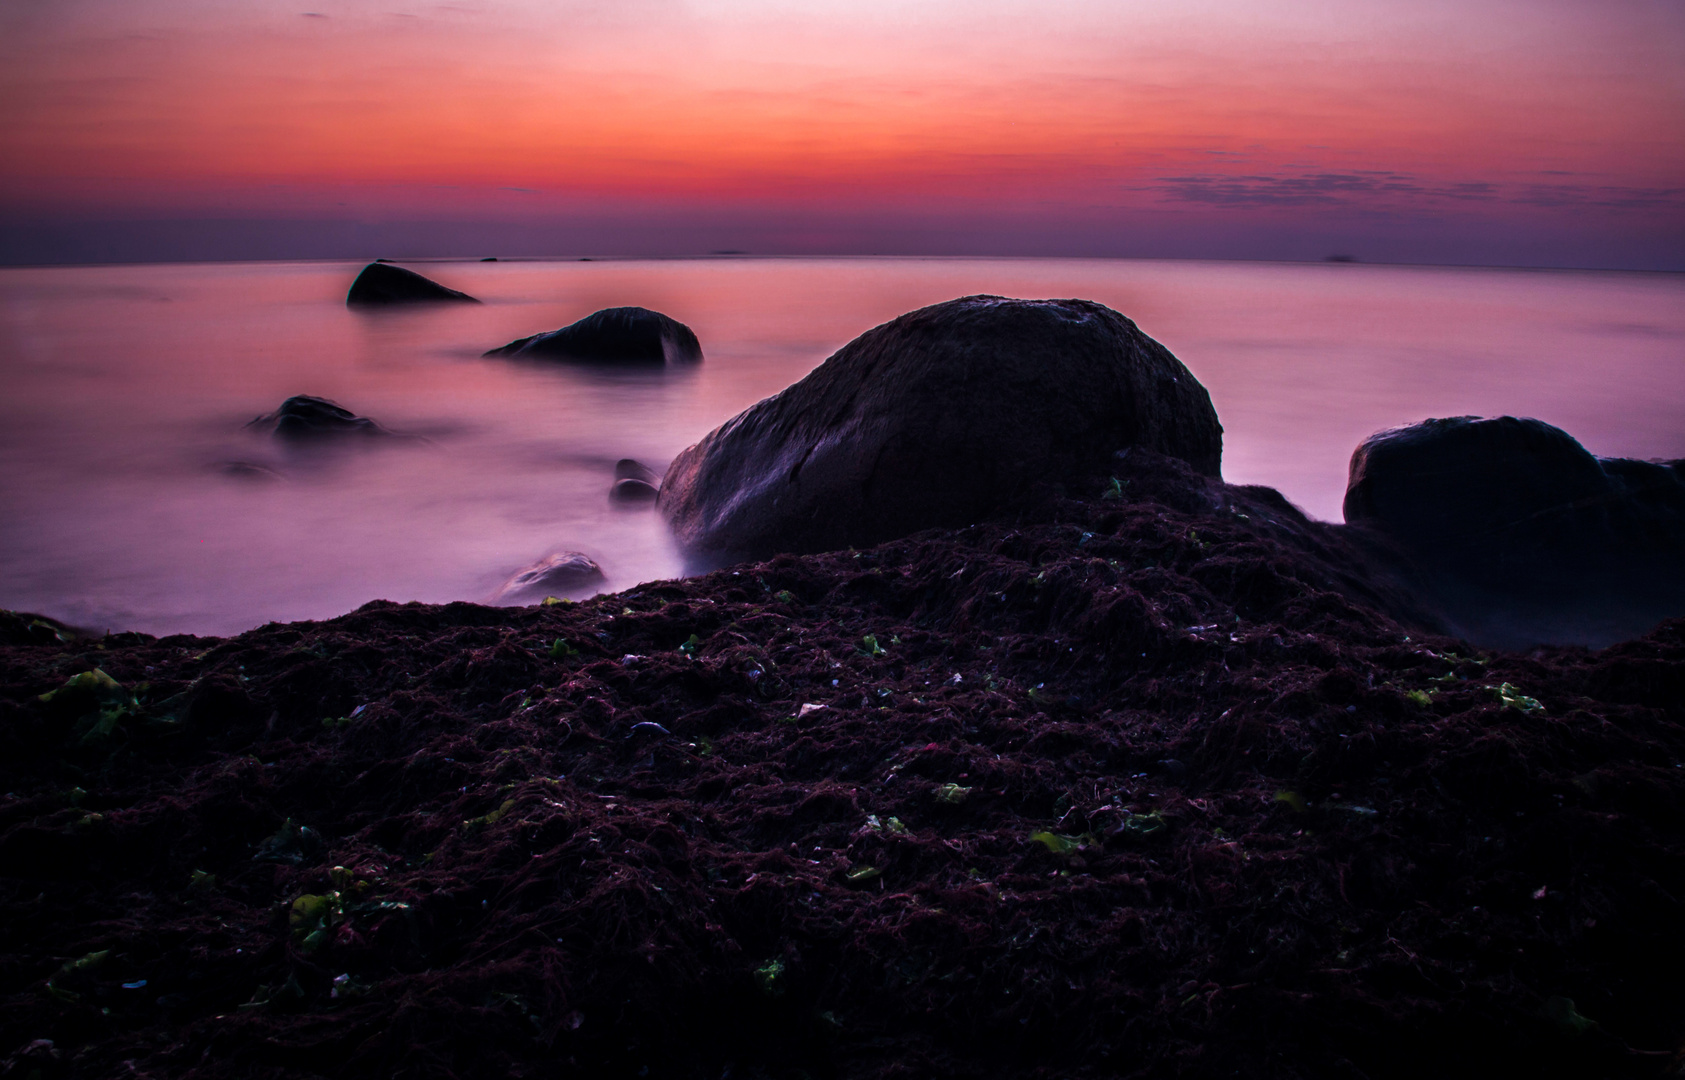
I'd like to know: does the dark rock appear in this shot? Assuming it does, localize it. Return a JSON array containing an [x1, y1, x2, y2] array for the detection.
[[494, 551, 604, 603], [615, 459, 660, 484], [346, 262, 478, 306], [657, 295, 1222, 565], [484, 307, 703, 365], [610, 478, 659, 504], [246, 396, 391, 441], [1344, 415, 1685, 648], [610, 459, 661, 504]]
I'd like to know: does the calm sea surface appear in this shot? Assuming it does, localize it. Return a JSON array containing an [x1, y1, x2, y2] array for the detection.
[[2, 257, 1680, 637]]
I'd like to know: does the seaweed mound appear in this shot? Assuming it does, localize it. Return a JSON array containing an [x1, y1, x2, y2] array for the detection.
[[659, 295, 1223, 567], [484, 307, 703, 365], [346, 263, 478, 306], [1345, 415, 1685, 648], [5, 453, 1681, 1079]]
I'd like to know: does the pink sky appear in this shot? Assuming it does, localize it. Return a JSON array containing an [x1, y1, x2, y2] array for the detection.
[[2, 0, 1681, 265]]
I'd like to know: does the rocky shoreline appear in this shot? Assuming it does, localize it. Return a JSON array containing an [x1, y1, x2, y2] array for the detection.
[[3, 447, 1683, 1078], [4, 287, 1683, 1077]]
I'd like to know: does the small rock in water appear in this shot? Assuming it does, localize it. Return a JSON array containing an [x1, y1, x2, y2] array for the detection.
[[247, 396, 392, 442], [346, 262, 478, 306], [495, 551, 604, 603], [614, 459, 660, 484], [610, 478, 659, 504], [484, 307, 703, 365]]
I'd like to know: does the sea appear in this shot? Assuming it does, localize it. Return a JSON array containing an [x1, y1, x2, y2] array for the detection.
[[2, 256, 1680, 638]]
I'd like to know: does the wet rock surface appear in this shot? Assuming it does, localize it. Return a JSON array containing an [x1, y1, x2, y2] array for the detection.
[[493, 551, 605, 603], [610, 478, 659, 504], [658, 295, 1223, 568], [245, 396, 393, 441], [4, 453, 1681, 1079], [345, 262, 478, 306], [485, 307, 703, 365], [610, 459, 662, 504], [1344, 415, 1685, 648]]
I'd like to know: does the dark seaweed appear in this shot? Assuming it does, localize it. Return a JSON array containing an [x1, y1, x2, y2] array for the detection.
[[2, 460, 1682, 1079]]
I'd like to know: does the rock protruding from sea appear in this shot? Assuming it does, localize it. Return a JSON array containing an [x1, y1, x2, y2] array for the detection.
[[247, 396, 392, 441], [346, 262, 478, 306], [658, 294, 1222, 565], [609, 459, 661, 504], [484, 307, 703, 365], [1344, 415, 1685, 648], [494, 551, 604, 603]]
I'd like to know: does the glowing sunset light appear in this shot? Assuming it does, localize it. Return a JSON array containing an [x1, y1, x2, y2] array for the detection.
[[2, 0, 1680, 265]]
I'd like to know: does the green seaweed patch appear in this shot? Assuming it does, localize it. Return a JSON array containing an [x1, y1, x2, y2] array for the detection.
[[934, 783, 972, 805], [1274, 790, 1309, 813], [1540, 995, 1599, 1037], [290, 892, 343, 953], [1030, 830, 1096, 855], [858, 634, 886, 657], [39, 669, 138, 742], [45, 949, 109, 1003], [1490, 683, 1544, 714], [464, 798, 516, 832], [1116, 810, 1167, 838], [755, 958, 786, 996], [549, 638, 581, 661]]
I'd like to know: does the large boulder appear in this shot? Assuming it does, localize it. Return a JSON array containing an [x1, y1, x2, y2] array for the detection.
[[1344, 415, 1685, 647], [484, 307, 702, 365], [658, 295, 1222, 565], [346, 262, 478, 306]]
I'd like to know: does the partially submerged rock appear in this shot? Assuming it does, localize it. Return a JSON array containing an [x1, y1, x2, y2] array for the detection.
[[346, 262, 478, 306], [494, 551, 604, 603], [610, 479, 659, 504], [485, 307, 703, 365], [246, 396, 392, 441], [610, 459, 661, 504], [658, 295, 1222, 566], [1344, 415, 1685, 647]]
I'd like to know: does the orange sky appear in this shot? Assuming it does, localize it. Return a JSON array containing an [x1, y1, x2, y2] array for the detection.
[[2, 0, 1681, 265]]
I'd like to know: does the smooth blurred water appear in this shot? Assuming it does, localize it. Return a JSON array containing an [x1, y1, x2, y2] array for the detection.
[[2, 256, 1680, 637]]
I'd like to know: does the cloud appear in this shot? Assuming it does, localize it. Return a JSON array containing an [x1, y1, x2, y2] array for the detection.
[[1510, 184, 1685, 210], [1153, 171, 1678, 212]]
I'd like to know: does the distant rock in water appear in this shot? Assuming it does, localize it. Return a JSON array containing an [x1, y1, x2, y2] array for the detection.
[[485, 307, 702, 365], [658, 294, 1222, 565], [1344, 415, 1685, 648], [608, 458, 661, 504], [247, 396, 392, 441], [610, 479, 659, 504], [494, 551, 604, 603], [346, 262, 478, 306], [615, 458, 660, 484]]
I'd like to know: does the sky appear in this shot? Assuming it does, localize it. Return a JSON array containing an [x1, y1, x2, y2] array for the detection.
[[1, 0, 1681, 267]]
